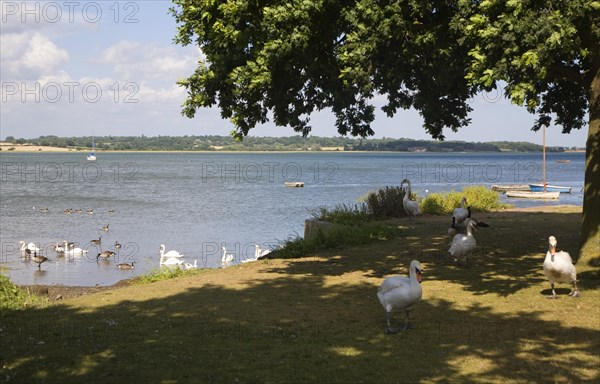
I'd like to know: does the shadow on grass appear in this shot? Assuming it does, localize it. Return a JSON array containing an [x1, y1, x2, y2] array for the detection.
[[1, 210, 598, 383]]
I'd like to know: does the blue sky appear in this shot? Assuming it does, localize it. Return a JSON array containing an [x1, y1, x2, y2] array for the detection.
[[0, 1, 588, 147]]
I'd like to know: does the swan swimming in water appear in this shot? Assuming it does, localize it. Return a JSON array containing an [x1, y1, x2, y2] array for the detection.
[[543, 236, 579, 299], [377, 260, 423, 334], [63, 241, 88, 255], [19, 241, 40, 253], [159, 244, 184, 258], [221, 246, 234, 263], [400, 179, 420, 220]]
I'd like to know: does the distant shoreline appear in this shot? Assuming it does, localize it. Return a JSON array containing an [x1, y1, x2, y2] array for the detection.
[[0, 144, 586, 154]]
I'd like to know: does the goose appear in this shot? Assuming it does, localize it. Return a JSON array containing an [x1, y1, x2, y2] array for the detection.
[[19, 241, 40, 253], [32, 252, 48, 270], [102, 224, 110, 232], [117, 261, 135, 270], [63, 241, 88, 255], [400, 179, 420, 220], [108, 209, 116, 214], [63, 208, 72, 214], [114, 241, 122, 251], [221, 246, 234, 263], [87, 209, 94, 214], [543, 236, 579, 299], [453, 197, 469, 224], [90, 236, 102, 245], [448, 218, 478, 266], [97, 250, 115, 261], [377, 260, 423, 334], [183, 259, 198, 269], [39, 207, 48, 213]]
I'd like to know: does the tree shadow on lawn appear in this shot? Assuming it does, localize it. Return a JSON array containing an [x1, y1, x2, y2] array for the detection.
[[271, 210, 596, 297], [1, 269, 599, 382]]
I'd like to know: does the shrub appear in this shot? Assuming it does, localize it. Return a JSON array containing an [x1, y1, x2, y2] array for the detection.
[[420, 185, 510, 215], [0, 274, 46, 311]]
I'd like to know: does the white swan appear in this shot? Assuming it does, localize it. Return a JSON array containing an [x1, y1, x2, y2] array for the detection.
[[377, 260, 423, 334], [160, 256, 185, 266], [183, 260, 198, 269], [448, 218, 477, 266], [453, 197, 470, 224], [400, 179, 420, 220], [159, 244, 184, 258], [543, 236, 579, 299], [221, 246, 234, 263], [19, 241, 40, 253], [63, 241, 88, 255]]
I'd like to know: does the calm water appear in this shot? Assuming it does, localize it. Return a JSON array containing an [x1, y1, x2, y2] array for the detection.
[[0, 151, 584, 286]]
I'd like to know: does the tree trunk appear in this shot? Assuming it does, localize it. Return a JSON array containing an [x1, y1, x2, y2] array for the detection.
[[579, 60, 600, 265]]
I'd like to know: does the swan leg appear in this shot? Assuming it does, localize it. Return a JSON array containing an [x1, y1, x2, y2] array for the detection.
[[568, 281, 580, 297], [547, 283, 558, 299], [384, 311, 398, 334], [401, 310, 413, 331]]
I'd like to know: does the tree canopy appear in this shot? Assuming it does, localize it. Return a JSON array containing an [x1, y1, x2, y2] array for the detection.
[[171, 0, 599, 262]]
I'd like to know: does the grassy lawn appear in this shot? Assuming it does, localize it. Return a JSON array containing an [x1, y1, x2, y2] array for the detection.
[[1, 206, 599, 383]]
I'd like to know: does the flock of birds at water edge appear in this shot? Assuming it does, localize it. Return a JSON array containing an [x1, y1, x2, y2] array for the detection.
[[16, 178, 580, 335], [376, 178, 580, 334], [16, 207, 273, 273]]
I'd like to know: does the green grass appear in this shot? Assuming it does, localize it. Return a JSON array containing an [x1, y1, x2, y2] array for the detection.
[[1, 206, 598, 383], [132, 266, 209, 285], [0, 273, 47, 310]]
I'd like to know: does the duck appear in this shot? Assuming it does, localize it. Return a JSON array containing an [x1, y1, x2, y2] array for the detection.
[[221, 246, 234, 263], [400, 178, 420, 220], [453, 197, 470, 224], [114, 241, 122, 251], [117, 261, 135, 270], [377, 260, 423, 334], [87, 209, 94, 214], [543, 236, 579, 299], [102, 224, 110, 232], [32, 252, 48, 270], [90, 236, 102, 245], [448, 218, 478, 266], [97, 250, 115, 261]]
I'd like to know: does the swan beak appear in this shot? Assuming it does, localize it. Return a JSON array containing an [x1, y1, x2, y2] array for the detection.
[[416, 270, 423, 284]]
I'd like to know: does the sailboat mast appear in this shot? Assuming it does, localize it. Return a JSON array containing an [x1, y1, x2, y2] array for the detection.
[[542, 124, 546, 192]]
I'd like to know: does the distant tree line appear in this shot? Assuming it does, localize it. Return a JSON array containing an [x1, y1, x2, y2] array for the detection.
[[2, 135, 575, 152]]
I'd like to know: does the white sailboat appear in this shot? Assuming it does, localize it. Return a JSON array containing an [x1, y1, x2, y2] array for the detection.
[[87, 136, 96, 161]]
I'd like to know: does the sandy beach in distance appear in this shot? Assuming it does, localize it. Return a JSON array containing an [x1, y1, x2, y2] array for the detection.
[[0, 144, 74, 152]]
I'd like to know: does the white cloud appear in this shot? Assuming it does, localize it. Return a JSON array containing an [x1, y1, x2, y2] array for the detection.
[[1, 32, 69, 80], [99, 40, 199, 82]]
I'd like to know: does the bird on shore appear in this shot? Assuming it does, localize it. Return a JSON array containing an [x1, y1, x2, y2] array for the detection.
[[453, 197, 470, 224], [117, 261, 135, 270], [377, 260, 423, 334], [97, 250, 115, 261], [32, 252, 48, 270], [543, 236, 579, 299], [400, 179, 420, 220], [448, 218, 478, 267]]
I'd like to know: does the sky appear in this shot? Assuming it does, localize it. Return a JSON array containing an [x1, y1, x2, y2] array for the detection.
[[0, 1, 589, 147]]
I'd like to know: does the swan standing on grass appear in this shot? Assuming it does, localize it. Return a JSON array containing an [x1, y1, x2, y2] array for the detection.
[[400, 179, 420, 220], [242, 244, 272, 263], [543, 236, 579, 299], [448, 218, 478, 266], [221, 246, 234, 263], [377, 260, 423, 334], [453, 197, 470, 224]]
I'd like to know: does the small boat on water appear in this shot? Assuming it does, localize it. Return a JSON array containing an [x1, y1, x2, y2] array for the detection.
[[284, 181, 304, 187], [506, 191, 560, 200], [491, 184, 530, 192], [87, 136, 96, 161], [529, 183, 572, 193]]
